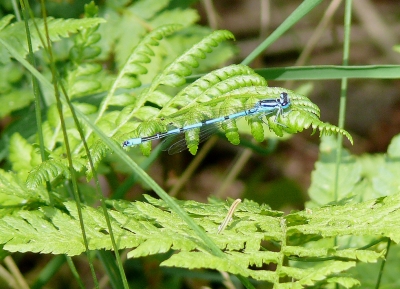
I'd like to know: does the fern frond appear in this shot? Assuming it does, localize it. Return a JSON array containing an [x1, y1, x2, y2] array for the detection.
[[109, 30, 236, 153], [123, 78, 351, 155], [122, 30, 235, 122], [160, 64, 267, 112], [114, 24, 183, 90], [149, 8, 200, 28], [155, 30, 235, 87], [0, 202, 141, 255], [65, 5, 105, 99], [1, 194, 397, 287], [26, 157, 86, 189], [9, 133, 42, 181], [0, 15, 14, 31], [309, 134, 400, 208], [97, 24, 183, 120], [0, 17, 105, 64], [0, 169, 50, 210], [26, 159, 67, 189], [86, 140, 111, 178]]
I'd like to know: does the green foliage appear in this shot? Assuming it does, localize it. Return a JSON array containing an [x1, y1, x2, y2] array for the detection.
[[2, 5, 349, 190], [304, 133, 400, 287], [118, 58, 351, 156], [0, 190, 396, 287], [0, 15, 105, 64], [0, 15, 105, 117], [0, 169, 50, 216], [309, 134, 400, 207], [2, 10, 240, 187], [19, 29, 240, 188], [97, 0, 201, 68], [350, 241, 400, 288], [1, 1, 398, 288]]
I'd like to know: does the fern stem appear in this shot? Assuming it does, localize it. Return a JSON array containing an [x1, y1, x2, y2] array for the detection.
[[11, 0, 21, 21], [202, 0, 218, 29], [334, 0, 352, 202], [59, 83, 130, 289], [285, 0, 342, 89], [20, 0, 54, 202], [54, 20, 131, 289], [37, 3, 100, 288], [65, 256, 86, 289], [334, 4, 352, 289], [241, 0, 324, 65], [375, 238, 391, 289]]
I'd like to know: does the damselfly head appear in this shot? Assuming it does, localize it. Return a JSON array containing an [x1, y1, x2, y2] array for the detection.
[[279, 92, 290, 107]]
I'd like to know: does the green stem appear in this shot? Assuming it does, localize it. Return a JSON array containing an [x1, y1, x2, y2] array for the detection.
[[375, 239, 391, 289], [334, 0, 352, 202], [37, 3, 100, 288], [334, 2, 352, 288], [65, 257, 86, 289], [241, 0, 324, 65], [19, 0, 54, 203]]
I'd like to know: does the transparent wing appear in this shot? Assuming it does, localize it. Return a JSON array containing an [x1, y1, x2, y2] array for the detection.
[[165, 113, 287, 155], [158, 97, 286, 154], [163, 122, 223, 155]]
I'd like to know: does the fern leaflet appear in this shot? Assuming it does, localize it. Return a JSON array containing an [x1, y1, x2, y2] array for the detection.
[[0, 16, 105, 64], [0, 192, 396, 288]]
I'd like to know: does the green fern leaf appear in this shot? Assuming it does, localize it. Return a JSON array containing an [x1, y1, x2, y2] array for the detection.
[[26, 159, 70, 189], [327, 277, 361, 288], [387, 134, 400, 157], [0, 14, 14, 31], [0, 169, 50, 210], [101, 0, 198, 68], [156, 30, 235, 87], [103, 31, 238, 156], [66, 6, 105, 98], [0, 64, 33, 117], [86, 141, 111, 177], [115, 24, 183, 90], [149, 8, 200, 28], [0, 201, 144, 255], [370, 134, 400, 197], [161, 64, 267, 112], [123, 75, 352, 155], [130, 0, 170, 19], [0, 17, 105, 64], [95, 24, 183, 127], [9, 133, 41, 181], [1, 193, 398, 287]]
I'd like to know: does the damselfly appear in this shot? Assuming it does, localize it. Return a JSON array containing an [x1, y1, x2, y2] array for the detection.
[[123, 92, 291, 154]]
